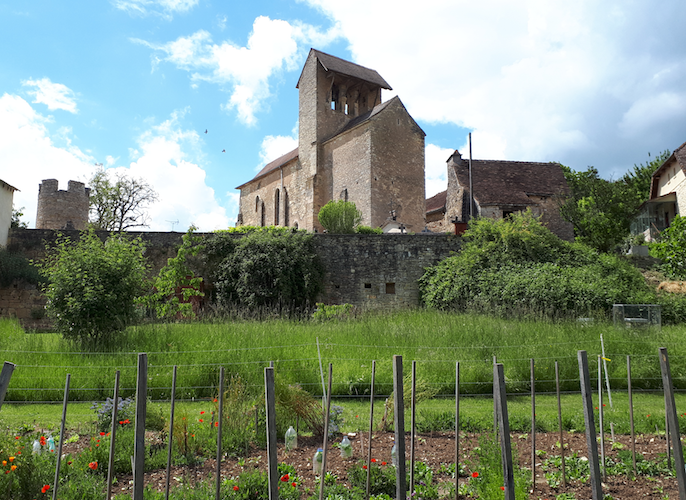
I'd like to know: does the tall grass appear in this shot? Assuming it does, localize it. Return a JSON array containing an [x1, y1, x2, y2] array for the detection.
[[1, 311, 684, 403]]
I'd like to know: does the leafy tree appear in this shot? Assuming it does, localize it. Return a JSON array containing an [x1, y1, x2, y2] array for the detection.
[[318, 200, 362, 233], [208, 231, 324, 311], [139, 226, 204, 319], [650, 214, 686, 279], [558, 151, 670, 252], [40, 230, 148, 345], [89, 166, 158, 231], [11, 206, 28, 229]]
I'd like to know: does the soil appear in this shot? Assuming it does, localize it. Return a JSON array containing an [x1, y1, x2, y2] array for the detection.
[[79, 431, 678, 499]]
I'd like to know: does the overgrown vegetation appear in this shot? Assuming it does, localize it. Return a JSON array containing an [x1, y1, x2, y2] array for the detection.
[[650, 214, 686, 279], [39, 230, 148, 346], [0, 248, 42, 287], [420, 211, 655, 319], [318, 200, 362, 234]]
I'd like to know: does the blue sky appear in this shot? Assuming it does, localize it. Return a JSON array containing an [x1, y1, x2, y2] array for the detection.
[[2, 0, 685, 231]]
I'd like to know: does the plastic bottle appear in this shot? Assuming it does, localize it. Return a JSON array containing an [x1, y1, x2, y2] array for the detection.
[[285, 426, 297, 451], [340, 435, 353, 459], [47, 436, 55, 453], [391, 442, 398, 467], [32, 439, 41, 455], [313, 448, 323, 474]]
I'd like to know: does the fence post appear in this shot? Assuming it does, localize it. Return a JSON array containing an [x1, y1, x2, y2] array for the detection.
[[0, 361, 16, 411], [598, 356, 605, 480], [494, 364, 514, 500], [577, 350, 603, 500], [410, 361, 417, 496], [264, 367, 278, 500], [627, 356, 637, 475], [107, 371, 121, 500], [530, 358, 536, 491], [658, 347, 686, 499], [318, 364, 333, 500], [51, 373, 70, 500], [215, 366, 225, 500], [393, 355, 407, 500], [366, 360, 376, 500], [555, 361, 566, 487], [133, 353, 148, 500], [455, 361, 460, 500], [164, 367, 177, 500]]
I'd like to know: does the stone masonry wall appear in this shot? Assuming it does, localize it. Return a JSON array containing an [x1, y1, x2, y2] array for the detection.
[[36, 179, 90, 230]]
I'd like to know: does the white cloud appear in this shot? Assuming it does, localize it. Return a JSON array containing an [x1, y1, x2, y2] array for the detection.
[[112, 0, 198, 19], [257, 124, 299, 170], [22, 78, 78, 113], [304, 0, 686, 174], [137, 16, 339, 125], [425, 144, 453, 198], [0, 94, 94, 227]]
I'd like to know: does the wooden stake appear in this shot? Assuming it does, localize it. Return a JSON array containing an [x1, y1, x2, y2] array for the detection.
[[627, 356, 637, 475], [577, 351, 603, 500], [164, 367, 177, 500], [318, 364, 333, 500], [51, 373, 70, 500], [658, 347, 686, 499], [530, 358, 536, 490], [107, 371, 121, 500], [494, 364, 514, 500], [393, 355, 407, 500], [215, 367, 225, 500], [265, 367, 278, 500], [455, 362, 460, 500], [555, 361, 566, 487], [410, 361, 417, 496], [0, 362, 16, 411], [598, 355, 606, 481], [366, 361, 376, 500], [133, 353, 148, 500]]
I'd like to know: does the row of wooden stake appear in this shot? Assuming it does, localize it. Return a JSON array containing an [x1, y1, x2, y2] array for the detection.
[[1, 348, 686, 500]]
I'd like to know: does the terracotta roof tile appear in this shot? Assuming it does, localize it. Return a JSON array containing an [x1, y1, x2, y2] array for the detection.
[[299, 49, 392, 90], [235, 148, 299, 189], [426, 190, 447, 214]]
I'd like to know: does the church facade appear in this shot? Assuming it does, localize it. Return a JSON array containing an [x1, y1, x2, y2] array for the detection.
[[236, 49, 426, 233]]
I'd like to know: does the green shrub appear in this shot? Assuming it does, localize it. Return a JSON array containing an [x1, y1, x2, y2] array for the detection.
[[420, 211, 654, 318], [312, 303, 355, 321], [356, 225, 382, 234], [651, 214, 686, 279], [209, 231, 324, 311], [318, 200, 362, 234], [39, 230, 148, 346], [0, 248, 42, 287]]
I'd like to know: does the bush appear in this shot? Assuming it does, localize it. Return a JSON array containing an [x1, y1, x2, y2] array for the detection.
[[0, 248, 42, 287], [651, 214, 686, 279], [318, 200, 362, 233], [208, 231, 324, 311], [39, 230, 148, 346], [420, 211, 654, 318], [356, 225, 382, 234]]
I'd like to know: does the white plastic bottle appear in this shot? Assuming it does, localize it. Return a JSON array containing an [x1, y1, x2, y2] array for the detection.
[[340, 435, 353, 459], [313, 448, 323, 474], [285, 426, 297, 451], [391, 442, 398, 467], [32, 439, 41, 455]]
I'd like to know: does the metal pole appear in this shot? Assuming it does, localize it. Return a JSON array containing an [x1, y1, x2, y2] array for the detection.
[[318, 364, 333, 500], [165, 367, 177, 500], [133, 353, 148, 500], [598, 356, 605, 480], [366, 361, 376, 500], [600, 335, 612, 408], [265, 367, 278, 500], [51, 373, 70, 500], [317, 337, 326, 411], [627, 356, 637, 475], [410, 361, 417, 496], [215, 367, 225, 500], [107, 371, 121, 500]]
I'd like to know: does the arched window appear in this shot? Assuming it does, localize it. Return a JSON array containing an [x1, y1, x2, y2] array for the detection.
[[274, 189, 280, 226], [284, 189, 289, 227], [293, 221, 298, 230], [260, 201, 265, 227], [255, 196, 260, 212]]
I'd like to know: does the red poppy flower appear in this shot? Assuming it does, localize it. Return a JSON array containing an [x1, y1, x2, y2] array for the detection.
[[371, 458, 377, 463], [14, 436, 19, 440], [363, 465, 367, 470], [100, 432, 106, 436], [280, 474, 289, 482], [199, 419, 203, 423], [381, 461, 387, 466], [647, 414, 651, 417], [292, 482, 297, 487], [39, 436, 46, 446], [215, 422, 219, 427], [233, 485, 239, 491], [89, 461, 98, 470], [471, 472, 479, 478], [213, 398, 218, 403], [41, 485, 50, 493], [200, 411, 205, 415], [500, 486, 505, 490]]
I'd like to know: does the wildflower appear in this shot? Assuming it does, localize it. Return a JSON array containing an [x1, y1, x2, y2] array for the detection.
[[213, 398, 218, 403], [97, 439, 100, 443], [100, 432, 106, 436], [9, 457, 15, 463], [10, 465, 16, 471], [39, 436, 46, 446], [89, 461, 98, 470], [2, 461, 5, 466], [647, 414, 651, 417], [199, 419, 204, 423], [200, 411, 205, 414], [41, 484, 50, 493], [215, 422, 219, 427], [3, 471, 7, 474], [500, 486, 505, 490], [280, 474, 289, 482], [471, 472, 479, 478], [119, 421, 124, 425], [371, 458, 377, 463], [67, 461, 72, 465], [381, 461, 387, 466], [14, 436, 19, 440], [363, 465, 367, 470], [233, 485, 239, 491], [292, 482, 297, 487]]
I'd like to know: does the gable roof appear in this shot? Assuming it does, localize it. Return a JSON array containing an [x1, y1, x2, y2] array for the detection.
[[450, 152, 569, 207], [0, 179, 19, 193], [426, 190, 447, 214], [235, 147, 299, 189], [649, 140, 686, 199], [297, 49, 392, 90]]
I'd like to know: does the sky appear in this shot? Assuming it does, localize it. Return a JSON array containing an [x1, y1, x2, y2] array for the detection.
[[1, 0, 685, 231]]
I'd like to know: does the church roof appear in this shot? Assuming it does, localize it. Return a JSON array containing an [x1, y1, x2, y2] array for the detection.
[[426, 190, 447, 214], [235, 147, 299, 189], [297, 49, 392, 90], [451, 153, 569, 207]]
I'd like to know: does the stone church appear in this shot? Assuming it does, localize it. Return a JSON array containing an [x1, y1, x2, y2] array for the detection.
[[236, 49, 426, 232]]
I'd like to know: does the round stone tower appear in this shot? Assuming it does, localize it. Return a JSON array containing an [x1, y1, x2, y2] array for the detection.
[[36, 179, 90, 230]]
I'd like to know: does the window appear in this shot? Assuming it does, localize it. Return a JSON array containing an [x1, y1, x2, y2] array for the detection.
[[386, 283, 395, 294], [364, 283, 372, 289], [255, 196, 260, 212], [284, 189, 289, 226], [274, 189, 280, 226]]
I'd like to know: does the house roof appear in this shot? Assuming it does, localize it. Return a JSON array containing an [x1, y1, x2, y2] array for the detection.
[[450, 152, 569, 207], [297, 49, 392, 90], [649, 140, 686, 199], [426, 190, 447, 214], [0, 179, 19, 192], [235, 148, 299, 189]]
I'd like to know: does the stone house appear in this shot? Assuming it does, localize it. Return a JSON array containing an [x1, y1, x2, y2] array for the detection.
[[426, 150, 574, 240], [0, 179, 19, 247], [632, 141, 686, 241], [236, 49, 426, 233]]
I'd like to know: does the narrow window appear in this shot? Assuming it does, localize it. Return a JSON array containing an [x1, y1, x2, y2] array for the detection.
[[260, 201, 265, 227], [255, 196, 260, 212], [283, 189, 289, 226], [364, 283, 372, 289], [386, 283, 395, 294], [274, 189, 280, 226]]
